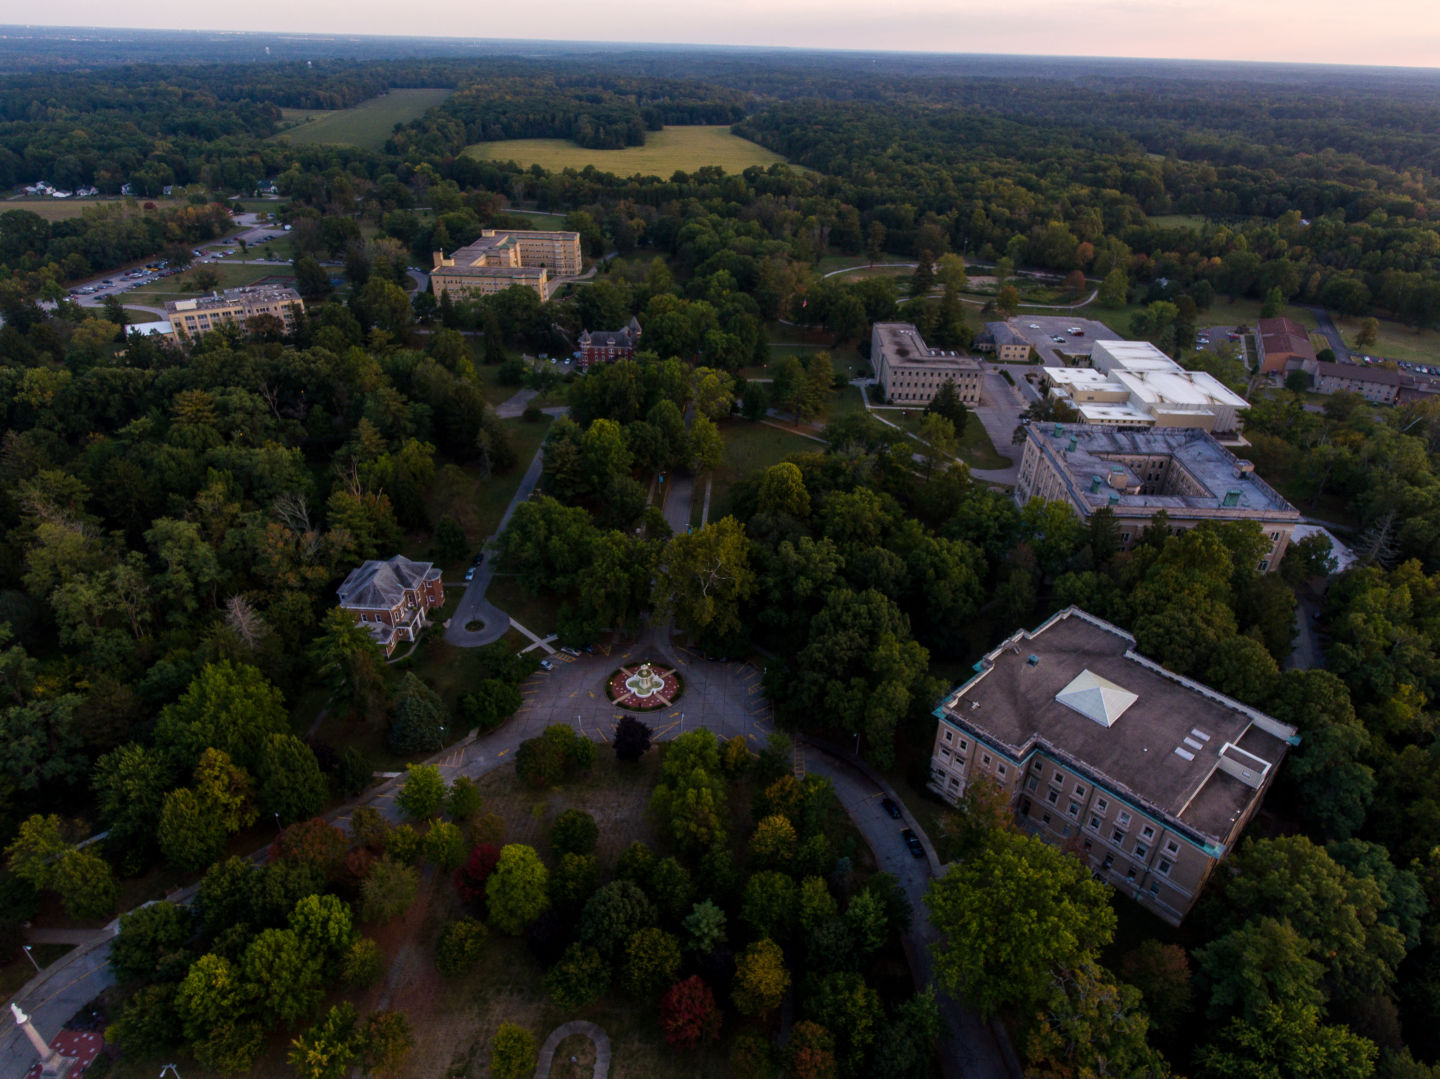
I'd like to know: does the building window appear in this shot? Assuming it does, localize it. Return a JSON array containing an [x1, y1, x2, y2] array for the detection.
[[982, 754, 992, 767], [948, 776, 960, 789], [1074, 784, 1086, 797], [1102, 854, 1114, 870], [1157, 859, 1172, 876], [1126, 867, 1138, 881], [1134, 844, 1148, 859], [943, 730, 953, 743], [1026, 777, 1039, 793], [940, 748, 951, 760], [1117, 811, 1131, 828], [1031, 761, 1044, 774], [1112, 829, 1125, 845], [1050, 770, 1064, 786], [1042, 813, 1052, 825], [1095, 798, 1108, 812], [1089, 815, 1102, 830], [996, 764, 1007, 778], [1046, 789, 1059, 805], [958, 738, 968, 751], [1083, 839, 1093, 851], [1164, 840, 1179, 855], [1068, 802, 1080, 818], [1141, 825, 1155, 841], [1149, 881, 1161, 895], [1020, 798, 1032, 815]]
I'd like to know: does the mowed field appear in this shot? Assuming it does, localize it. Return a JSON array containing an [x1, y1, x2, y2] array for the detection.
[[273, 89, 453, 150], [465, 125, 790, 175], [1, 197, 136, 221]]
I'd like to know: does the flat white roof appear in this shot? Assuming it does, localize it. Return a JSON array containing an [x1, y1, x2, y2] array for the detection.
[[127, 320, 172, 336]]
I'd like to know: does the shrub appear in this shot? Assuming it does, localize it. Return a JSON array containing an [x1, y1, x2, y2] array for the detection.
[[623, 927, 682, 995], [550, 808, 599, 856], [446, 776, 483, 820], [435, 918, 488, 978], [341, 938, 384, 988], [423, 820, 467, 871], [360, 857, 419, 923], [490, 1022, 538, 1079], [453, 843, 502, 908], [544, 943, 610, 1008], [613, 716, 653, 762], [395, 764, 446, 822]]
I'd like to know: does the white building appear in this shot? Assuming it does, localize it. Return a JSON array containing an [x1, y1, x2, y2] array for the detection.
[[1043, 340, 1248, 436]]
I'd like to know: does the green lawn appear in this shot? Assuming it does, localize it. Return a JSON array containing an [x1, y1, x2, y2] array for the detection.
[[126, 263, 285, 301], [1332, 314, 1440, 365], [707, 419, 822, 518], [883, 409, 1011, 471], [815, 253, 915, 274], [503, 210, 571, 231], [465, 125, 790, 176], [483, 575, 559, 640], [1147, 213, 1210, 230], [477, 418, 553, 541], [273, 89, 453, 151], [2, 197, 137, 222]]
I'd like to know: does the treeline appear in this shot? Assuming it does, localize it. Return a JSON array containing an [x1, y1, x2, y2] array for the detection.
[[390, 74, 750, 157]]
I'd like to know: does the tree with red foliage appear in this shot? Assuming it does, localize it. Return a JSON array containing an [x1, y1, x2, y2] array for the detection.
[[786, 1021, 838, 1079], [453, 843, 502, 909], [271, 817, 348, 876], [659, 975, 721, 1050]]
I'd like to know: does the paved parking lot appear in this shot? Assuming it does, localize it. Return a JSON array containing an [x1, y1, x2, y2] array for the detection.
[[1004, 315, 1123, 366]]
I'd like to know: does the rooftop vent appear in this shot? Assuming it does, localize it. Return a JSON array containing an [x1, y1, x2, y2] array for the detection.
[[1235, 460, 1255, 476], [1090, 475, 1103, 494], [1067, 436, 1078, 453], [1109, 492, 1120, 505], [1221, 489, 1242, 508], [1027, 654, 1041, 666], [1053, 423, 1064, 437]]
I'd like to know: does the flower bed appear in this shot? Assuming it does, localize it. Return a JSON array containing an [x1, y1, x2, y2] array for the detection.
[[606, 662, 684, 711]]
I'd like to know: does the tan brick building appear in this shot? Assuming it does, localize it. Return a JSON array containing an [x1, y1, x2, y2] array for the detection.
[[1016, 423, 1300, 571], [930, 607, 1298, 925], [872, 322, 983, 406], [431, 229, 582, 302], [165, 285, 304, 341]]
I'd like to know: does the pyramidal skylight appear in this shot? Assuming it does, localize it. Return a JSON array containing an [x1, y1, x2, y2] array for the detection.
[[1054, 669, 1137, 728]]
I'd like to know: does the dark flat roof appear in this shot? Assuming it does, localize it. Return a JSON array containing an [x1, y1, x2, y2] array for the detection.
[[939, 608, 1295, 846]]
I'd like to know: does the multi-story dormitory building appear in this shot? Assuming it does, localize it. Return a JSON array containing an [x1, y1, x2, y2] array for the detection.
[[929, 607, 1297, 925]]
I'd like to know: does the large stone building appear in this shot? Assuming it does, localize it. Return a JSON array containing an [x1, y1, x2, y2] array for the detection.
[[336, 555, 445, 657], [1042, 340, 1249, 436], [929, 607, 1298, 924], [1015, 424, 1300, 571], [165, 285, 304, 341], [431, 229, 582, 302], [871, 322, 983, 406], [979, 322, 1033, 362]]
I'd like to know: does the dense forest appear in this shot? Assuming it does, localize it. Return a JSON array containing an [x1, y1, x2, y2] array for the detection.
[[6, 35, 1440, 1079]]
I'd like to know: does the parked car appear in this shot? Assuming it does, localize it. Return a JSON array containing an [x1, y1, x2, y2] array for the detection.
[[881, 797, 902, 820], [463, 567, 475, 582], [471, 552, 485, 566], [902, 829, 925, 859], [539, 659, 554, 671], [560, 646, 582, 657], [583, 645, 597, 654]]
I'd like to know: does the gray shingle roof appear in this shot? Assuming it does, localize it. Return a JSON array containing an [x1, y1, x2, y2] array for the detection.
[[337, 555, 439, 609]]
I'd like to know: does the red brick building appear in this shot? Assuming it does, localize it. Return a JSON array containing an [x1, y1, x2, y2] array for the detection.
[[336, 555, 445, 656], [577, 317, 641, 371]]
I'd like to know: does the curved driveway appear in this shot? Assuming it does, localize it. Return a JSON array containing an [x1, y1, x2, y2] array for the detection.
[[3, 627, 1015, 1079]]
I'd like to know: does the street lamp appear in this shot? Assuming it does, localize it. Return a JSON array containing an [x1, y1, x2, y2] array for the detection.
[[21, 945, 40, 973], [852, 732, 860, 755], [273, 812, 281, 834]]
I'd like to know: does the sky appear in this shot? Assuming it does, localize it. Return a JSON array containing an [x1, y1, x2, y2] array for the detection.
[[25, 0, 1440, 68]]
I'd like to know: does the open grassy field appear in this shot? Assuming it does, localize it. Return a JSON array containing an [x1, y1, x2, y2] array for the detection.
[[273, 89, 453, 151], [1333, 314, 1440, 365], [1148, 213, 1210, 230], [465, 125, 790, 176], [504, 210, 571, 231], [2, 197, 135, 221]]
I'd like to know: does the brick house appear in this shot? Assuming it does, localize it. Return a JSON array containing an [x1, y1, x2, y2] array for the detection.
[[336, 555, 445, 656], [577, 317, 642, 370]]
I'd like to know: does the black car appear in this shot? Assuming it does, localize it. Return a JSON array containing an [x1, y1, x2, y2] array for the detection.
[[901, 829, 925, 859], [880, 797, 902, 820], [471, 552, 485, 566]]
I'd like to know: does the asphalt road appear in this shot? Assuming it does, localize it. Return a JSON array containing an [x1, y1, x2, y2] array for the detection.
[[1309, 307, 1352, 363]]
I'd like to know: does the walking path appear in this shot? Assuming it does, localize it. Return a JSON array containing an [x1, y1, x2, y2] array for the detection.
[[533, 1020, 611, 1079]]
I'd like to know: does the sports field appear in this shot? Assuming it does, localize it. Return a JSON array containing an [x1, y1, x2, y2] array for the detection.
[[273, 89, 453, 151], [464, 125, 790, 176]]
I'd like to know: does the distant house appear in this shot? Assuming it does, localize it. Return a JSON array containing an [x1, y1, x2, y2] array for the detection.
[[336, 555, 445, 657], [1255, 317, 1315, 376], [256, 179, 278, 195], [120, 182, 134, 196], [578, 317, 642, 370]]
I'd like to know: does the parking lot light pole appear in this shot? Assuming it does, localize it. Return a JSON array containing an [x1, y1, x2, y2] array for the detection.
[[21, 945, 40, 973]]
